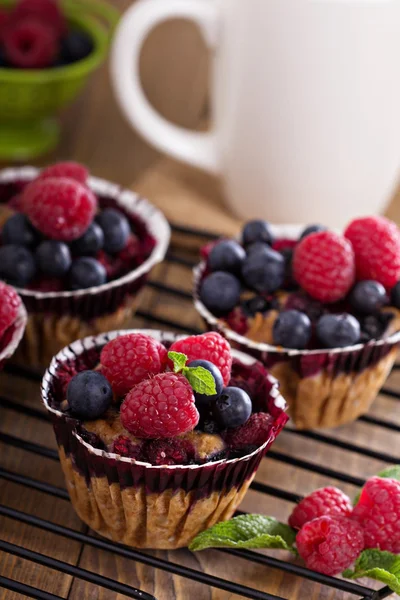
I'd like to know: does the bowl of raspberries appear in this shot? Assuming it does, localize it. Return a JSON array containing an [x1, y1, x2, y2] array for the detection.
[[0, 0, 119, 160]]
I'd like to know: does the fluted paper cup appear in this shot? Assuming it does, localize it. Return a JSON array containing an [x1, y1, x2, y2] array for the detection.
[[0, 167, 171, 369], [41, 329, 288, 549]]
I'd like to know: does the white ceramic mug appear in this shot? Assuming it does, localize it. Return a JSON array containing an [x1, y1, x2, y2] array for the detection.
[[111, 0, 400, 228]]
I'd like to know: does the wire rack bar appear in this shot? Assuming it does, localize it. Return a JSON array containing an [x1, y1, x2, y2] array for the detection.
[[0, 576, 64, 600]]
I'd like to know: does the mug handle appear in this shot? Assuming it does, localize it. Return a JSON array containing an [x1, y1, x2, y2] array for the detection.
[[110, 0, 220, 174]]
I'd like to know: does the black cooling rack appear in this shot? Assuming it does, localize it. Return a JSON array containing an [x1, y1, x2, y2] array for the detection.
[[0, 223, 398, 600]]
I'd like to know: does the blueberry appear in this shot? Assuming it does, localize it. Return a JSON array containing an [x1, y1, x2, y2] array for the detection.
[[391, 281, 400, 309], [96, 208, 130, 254], [300, 224, 327, 240], [246, 242, 271, 255], [317, 313, 360, 348], [70, 257, 107, 290], [202, 419, 221, 434], [350, 280, 387, 315], [361, 315, 387, 341], [67, 370, 113, 419], [208, 240, 245, 275], [2, 214, 39, 247], [0, 244, 36, 286], [70, 222, 104, 256], [36, 241, 72, 277], [242, 246, 285, 293], [213, 386, 252, 429], [241, 295, 269, 317], [273, 309, 312, 349], [242, 220, 274, 247], [200, 271, 241, 315], [187, 359, 224, 408], [60, 30, 94, 64]]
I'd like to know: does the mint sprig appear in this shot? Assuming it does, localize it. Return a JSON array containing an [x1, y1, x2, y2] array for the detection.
[[354, 465, 400, 505], [343, 549, 400, 594], [189, 514, 297, 554], [167, 351, 217, 396]]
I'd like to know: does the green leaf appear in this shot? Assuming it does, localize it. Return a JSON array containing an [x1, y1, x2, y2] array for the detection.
[[189, 514, 297, 553], [354, 465, 400, 505], [343, 549, 400, 594], [183, 366, 217, 396], [167, 351, 187, 373]]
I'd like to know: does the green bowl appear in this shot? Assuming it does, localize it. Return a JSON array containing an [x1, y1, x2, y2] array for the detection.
[[0, 0, 119, 160]]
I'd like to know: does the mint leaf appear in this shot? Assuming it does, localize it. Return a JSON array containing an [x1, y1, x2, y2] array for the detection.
[[189, 514, 297, 553], [354, 465, 400, 505], [167, 351, 187, 373], [343, 549, 400, 594], [183, 366, 217, 396]]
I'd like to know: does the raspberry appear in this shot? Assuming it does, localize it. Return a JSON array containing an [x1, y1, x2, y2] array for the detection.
[[4, 19, 58, 69], [272, 239, 297, 252], [225, 307, 249, 336], [344, 216, 400, 289], [100, 333, 168, 397], [39, 162, 89, 185], [224, 413, 274, 450], [288, 487, 352, 530], [169, 332, 232, 386], [352, 476, 400, 552], [296, 516, 364, 576], [24, 177, 97, 241], [0, 282, 21, 337], [11, 0, 67, 37], [145, 438, 195, 465], [111, 435, 144, 460], [293, 231, 355, 303], [8, 194, 25, 212], [121, 373, 199, 438]]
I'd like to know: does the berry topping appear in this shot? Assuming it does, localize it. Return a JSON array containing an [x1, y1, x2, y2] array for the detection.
[[36, 240, 71, 277], [242, 246, 285, 293], [0, 281, 21, 336], [293, 231, 355, 303], [242, 220, 273, 247], [0, 244, 36, 286], [59, 30, 94, 64], [121, 373, 199, 438], [111, 435, 143, 460], [352, 476, 400, 553], [345, 216, 400, 289], [360, 313, 391, 342], [200, 271, 241, 315], [3, 18, 58, 69], [187, 359, 223, 408], [296, 516, 364, 576], [213, 386, 252, 429], [67, 370, 113, 420], [24, 177, 97, 241], [391, 281, 400, 309], [317, 313, 360, 348], [11, 0, 67, 37], [273, 309, 312, 349], [241, 295, 270, 317], [300, 224, 327, 240], [288, 487, 353, 530], [246, 242, 271, 255], [100, 333, 168, 397], [69, 257, 106, 290], [349, 280, 387, 315], [96, 208, 130, 254], [70, 222, 104, 256], [145, 438, 195, 466], [224, 412, 273, 450], [208, 240, 246, 275], [169, 332, 232, 386], [39, 162, 89, 185], [2, 213, 39, 247]]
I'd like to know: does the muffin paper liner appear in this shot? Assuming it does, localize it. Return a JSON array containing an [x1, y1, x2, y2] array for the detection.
[[41, 329, 288, 549], [0, 167, 171, 368], [193, 226, 400, 429], [0, 301, 27, 370]]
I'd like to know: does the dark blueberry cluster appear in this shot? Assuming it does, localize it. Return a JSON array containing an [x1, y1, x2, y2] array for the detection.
[[0, 206, 131, 290]]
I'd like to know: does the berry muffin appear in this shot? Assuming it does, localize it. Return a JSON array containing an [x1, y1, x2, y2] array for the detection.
[[0, 281, 27, 370], [0, 163, 170, 368], [194, 217, 400, 429], [42, 330, 287, 549]]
